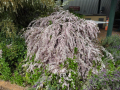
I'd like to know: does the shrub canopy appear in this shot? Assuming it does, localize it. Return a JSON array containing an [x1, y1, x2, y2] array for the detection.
[[22, 7, 114, 82]]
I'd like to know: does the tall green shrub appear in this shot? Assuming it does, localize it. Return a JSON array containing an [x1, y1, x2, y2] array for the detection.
[[0, 35, 27, 81]]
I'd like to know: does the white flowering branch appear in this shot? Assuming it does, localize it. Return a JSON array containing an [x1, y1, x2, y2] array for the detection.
[[21, 7, 114, 89]]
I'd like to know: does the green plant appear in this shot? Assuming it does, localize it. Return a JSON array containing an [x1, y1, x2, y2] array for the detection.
[[8, 55, 42, 87], [0, 35, 27, 83], [1, 37, 26, 71], [100, 35, 120, 68], [81, 52, 117, 90], [87, 69, 93, 79], [74, 47, 78, 54], [86, 68, 120, 90], [49, 20, 53, 25], [69, 10, 85, 19], [29, 56, 84, 90], [11, 1, 55, 28], [101, 35, 120, 48], [0, 17, 17, 41], [10, 70, 25, 86], [0, 0, 57, 13], [0, 0, 56, 41], [0, 58, 11, 80], [18, 56, 48, 88]]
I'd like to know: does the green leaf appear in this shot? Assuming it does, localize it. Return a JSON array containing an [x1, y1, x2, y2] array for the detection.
[[49, 20, 53, 25], [74, 47, 78, 54]]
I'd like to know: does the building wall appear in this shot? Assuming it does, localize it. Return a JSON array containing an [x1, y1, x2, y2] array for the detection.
[[62, 0, 112, 16], [100, 0, 111, 16], [116, 0, 120, 11], [84, 16, 106, 28]]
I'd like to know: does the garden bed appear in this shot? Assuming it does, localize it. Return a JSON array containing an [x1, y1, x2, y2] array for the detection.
[[0, 2, 120, 90]]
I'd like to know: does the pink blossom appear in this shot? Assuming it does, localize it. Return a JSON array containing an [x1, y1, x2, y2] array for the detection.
[[22, 7, 113, 83]]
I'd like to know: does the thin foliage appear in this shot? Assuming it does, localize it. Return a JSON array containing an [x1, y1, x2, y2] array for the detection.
[[0, 17, 16, 39], [0, 0, 75, 13]]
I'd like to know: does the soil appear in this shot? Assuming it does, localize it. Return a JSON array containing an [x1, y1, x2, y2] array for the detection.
[[0, 80, 29, 90]]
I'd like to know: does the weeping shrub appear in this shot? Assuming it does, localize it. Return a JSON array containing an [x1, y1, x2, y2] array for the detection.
[[22, 7, 114, 89]]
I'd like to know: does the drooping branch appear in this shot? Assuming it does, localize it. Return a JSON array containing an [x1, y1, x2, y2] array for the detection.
[[22, 8, 114, 88]]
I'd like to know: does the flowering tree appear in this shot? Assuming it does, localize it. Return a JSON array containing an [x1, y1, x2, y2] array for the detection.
[[22, 7, 114, 89]]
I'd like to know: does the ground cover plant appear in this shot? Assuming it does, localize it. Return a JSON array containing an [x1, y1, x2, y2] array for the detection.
[[82, 35, 120, 90], [85, 68, 120, 90], [100, 35, 120, 67]]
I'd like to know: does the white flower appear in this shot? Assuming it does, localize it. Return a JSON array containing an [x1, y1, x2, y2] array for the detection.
[[68, 72, 71, 78], [59, 68, 67, 73], [53, 69, 58, 74], [0, 50, 2, 58], [62, 81, 69, 88], [65, 77, 73, 81], [59, 79, 62, 83]]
